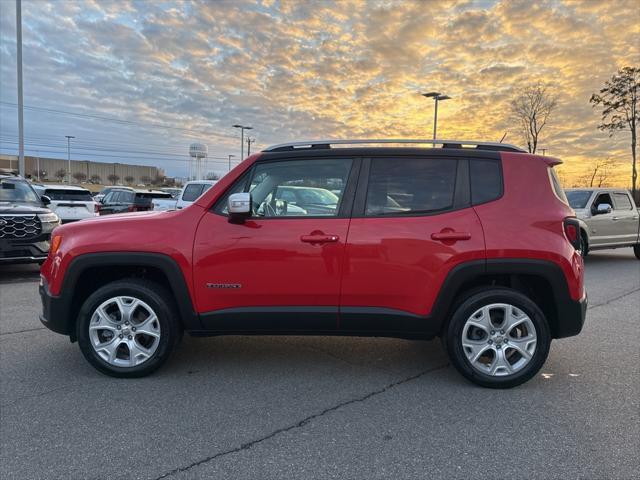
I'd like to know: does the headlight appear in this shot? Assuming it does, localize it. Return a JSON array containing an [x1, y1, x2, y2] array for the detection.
[[38, 213, 60, 224]]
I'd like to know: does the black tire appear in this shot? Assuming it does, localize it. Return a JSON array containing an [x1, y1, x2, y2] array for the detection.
[[444, 287, 551, 389], [634, 244, 640, 260], [579, 232, 589, 258], [76, 279, 181, 378]]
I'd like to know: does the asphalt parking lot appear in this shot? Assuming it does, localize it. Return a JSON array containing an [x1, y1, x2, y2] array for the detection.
[[1, 250, 639, 480]]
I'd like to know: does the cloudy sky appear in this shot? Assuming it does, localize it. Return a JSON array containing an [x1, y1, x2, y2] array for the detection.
[[0, 0, 638, 183]]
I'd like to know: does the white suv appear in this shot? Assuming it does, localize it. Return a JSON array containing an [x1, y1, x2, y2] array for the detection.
[[33, 184, 98, 223], [175, 180, 217, 209]]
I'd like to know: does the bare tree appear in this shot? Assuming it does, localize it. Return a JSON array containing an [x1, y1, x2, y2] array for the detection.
[[124, 175, 135, 185], [140, 175, 151, 185], [89, 174, 101, 184], [72, 172, 87, 183], [590, 66, 639, 197], [107, 174, 120, 185], [588, 157, 616, 187], [205, 172, 220, 181], [54, 169, 66, 181], [510, 83, 558, 154]]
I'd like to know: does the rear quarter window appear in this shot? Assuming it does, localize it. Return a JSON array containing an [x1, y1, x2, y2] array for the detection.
[[470, 159, 502, 204]]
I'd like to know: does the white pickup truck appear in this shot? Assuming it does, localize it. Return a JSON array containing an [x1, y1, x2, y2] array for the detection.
[[566, 188, 640, 258]]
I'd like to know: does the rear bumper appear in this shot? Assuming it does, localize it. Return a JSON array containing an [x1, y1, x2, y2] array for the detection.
[[39, 279, 74, 336], [555, 291, 588, 338]]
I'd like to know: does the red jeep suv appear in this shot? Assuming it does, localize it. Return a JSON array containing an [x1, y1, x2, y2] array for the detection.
[[39, 140, 587, 388]]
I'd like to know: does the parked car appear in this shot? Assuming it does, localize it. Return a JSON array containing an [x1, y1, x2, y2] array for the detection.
[[1, 172, 60, 263], [94, 186, 133, 203], [566, 188, 640, 258], [98, 189, 173, 215], [32, 184, 98, 223], [40, 139, 587, 388], [175, 180, 216, 209]]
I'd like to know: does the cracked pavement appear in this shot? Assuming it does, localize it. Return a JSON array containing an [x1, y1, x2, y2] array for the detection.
[[1, 250, 639, 479]]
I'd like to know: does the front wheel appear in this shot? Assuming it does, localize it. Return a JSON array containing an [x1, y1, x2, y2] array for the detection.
[[445, 288, 551, 388], [76, 279, 181, 377]]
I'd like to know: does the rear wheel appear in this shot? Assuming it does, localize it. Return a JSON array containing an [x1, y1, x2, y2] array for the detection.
[[445, 288, 551, 388], [634, 244, 640, 260], [76, 279, 180, 377]]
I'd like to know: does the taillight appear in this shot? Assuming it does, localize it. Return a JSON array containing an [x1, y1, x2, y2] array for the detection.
[[94, 203, 99, 213], [127, 205, 137, 212], [563, 218, 581, 250]]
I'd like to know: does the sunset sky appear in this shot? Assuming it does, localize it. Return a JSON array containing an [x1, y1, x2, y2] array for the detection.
[[0, 0, 639, 183]]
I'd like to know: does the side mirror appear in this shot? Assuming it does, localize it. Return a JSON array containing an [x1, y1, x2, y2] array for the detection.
[[228, 192, 251, 223], [41, 195, 51, 206], [595, 203, 612, 215]]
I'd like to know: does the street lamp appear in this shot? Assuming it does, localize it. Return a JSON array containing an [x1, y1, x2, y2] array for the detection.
[[228, 154, 236, 172], [246, 137, 256, 156], [232, 124, 253, 159], [421, 92, 451, 144], [65, 135, 75, 184]]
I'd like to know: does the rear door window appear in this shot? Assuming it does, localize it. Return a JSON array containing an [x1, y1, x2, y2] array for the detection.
[[364, 158, 457, 215], [613, 192, 633, 210]]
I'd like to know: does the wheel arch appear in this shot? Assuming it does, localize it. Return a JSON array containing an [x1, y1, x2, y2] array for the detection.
[[433, 259, 583, 339], [58, 253, 199, 340]]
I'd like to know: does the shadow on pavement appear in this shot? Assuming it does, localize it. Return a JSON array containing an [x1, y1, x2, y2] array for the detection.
[[0, 263, 41, 283]]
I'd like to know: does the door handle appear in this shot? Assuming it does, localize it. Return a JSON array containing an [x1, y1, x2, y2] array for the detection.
[[300, 234, 339, 244], [431, 231, 472, 242]]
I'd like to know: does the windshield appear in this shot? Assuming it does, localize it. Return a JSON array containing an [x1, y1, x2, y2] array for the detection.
[[295, 188, 339, 206], [566, 190, 593, 209], [0, 179, 40, 203]]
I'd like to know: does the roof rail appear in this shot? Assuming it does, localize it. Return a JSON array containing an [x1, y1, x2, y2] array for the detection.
[[263, 139, 526, 153]]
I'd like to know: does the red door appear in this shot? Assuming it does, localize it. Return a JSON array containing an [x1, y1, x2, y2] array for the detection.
[[339, 156, 485, 332], [192, 157, 356, 331]]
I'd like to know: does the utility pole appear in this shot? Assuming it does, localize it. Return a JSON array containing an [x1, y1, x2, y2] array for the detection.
[[421, 92, 451, 144], [228, 154, 235, 172], [16, 0, 25, 177], [36, 150, 40, 181], [246, 137, 255, 156], [65, 135, 75, 184], [232, 124, 253, 159]]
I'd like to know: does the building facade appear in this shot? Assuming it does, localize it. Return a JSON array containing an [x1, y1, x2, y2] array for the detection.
[[0, 154, 164, 185]]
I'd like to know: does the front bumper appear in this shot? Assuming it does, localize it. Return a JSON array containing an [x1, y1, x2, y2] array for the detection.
[[39, 278, 74, 337], [0, 235, 50, 263]]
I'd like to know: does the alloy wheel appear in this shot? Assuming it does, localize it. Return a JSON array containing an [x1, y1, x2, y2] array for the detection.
[[461, 303, 537, 376], [88, 296, 161, 367]]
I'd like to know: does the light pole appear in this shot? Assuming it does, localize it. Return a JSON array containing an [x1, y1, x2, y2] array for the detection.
[[65, 135, 75, 184], [228, 154, 235, 172], [421, 92, 451, 144], [246, 136, 255, 156], [232, 124, 253, 159], [16, 0, 24, 177]]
